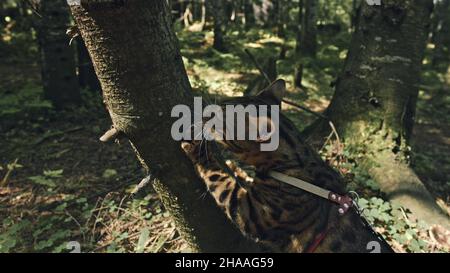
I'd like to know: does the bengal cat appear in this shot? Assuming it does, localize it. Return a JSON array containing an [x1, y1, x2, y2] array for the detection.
[[182, 79, 394, 253]]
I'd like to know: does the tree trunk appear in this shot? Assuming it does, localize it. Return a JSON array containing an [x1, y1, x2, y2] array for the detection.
[[294, 0, 305, 88], [76, 38, 101, 91], [298, 0, 317, 57], [68, 0, 263, 252], [431, 0, 450, 70], [351, 0, 362, 30], [305, 0, 450, 227], [36, 0, 81, 108], [274, 0, 285, 37], [200, 0, 206, 30], [295, 0, 303, 53], [243, 0, 255, 27], [207, 0, 227, 52]]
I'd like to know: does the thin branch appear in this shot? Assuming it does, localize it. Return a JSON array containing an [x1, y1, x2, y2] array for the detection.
[[244, 49, 271, 84], [244, 49, 328, 121], [281, 99, 328, 120]]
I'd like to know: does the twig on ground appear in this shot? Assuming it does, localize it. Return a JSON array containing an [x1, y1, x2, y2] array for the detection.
[[33, 126, 84, 146]]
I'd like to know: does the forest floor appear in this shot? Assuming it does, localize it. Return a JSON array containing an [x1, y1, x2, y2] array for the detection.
[[1, 24, 449, 253]]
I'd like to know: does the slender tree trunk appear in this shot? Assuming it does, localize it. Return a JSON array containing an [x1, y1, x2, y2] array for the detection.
[[183, 2, 193, 27], [295, 0, 303, 53], [274, 0, 285, 38], [76, 38, 101, 91], [243, 0, 255, 27], [294, 0, 304, 88], [36, 0, 80, 108], [351, 0, 361, 30], [207, 0, 227, 52], [68, 0, 263, 252], [305, 0, 449, 227], [200, 0, 206, 30], [431, 0, 450, 70], [299, 0, 317, 57]]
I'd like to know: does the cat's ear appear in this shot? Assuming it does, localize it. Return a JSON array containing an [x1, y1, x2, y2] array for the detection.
[[256, 79, 286, 104]]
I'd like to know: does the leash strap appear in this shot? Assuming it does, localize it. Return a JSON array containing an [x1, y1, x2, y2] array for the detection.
[[268, 171, 353, 215], [268, 171, 393, 252]]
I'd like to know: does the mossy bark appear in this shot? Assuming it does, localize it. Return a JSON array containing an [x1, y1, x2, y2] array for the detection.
[[305, 0, 449, 227], [68, 0, 263, 252]]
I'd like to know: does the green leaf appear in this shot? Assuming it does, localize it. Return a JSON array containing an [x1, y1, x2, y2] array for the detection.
[[135, 228, 150, 253], [43, 169, 63, 178], [29, 175, 57, 188], [102, 169, 118, 179]]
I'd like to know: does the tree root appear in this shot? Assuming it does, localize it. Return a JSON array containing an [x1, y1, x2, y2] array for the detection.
[[362, 153, 450, 229]]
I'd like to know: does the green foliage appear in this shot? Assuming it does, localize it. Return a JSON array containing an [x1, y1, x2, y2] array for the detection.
[[1, 208, 82, 253], [0, 84, 52, 118], [1, 167, 96, 253], [357, 197, 437, 253], [28, 169, 63, 188], [102, 169, 118, 179], [351, 166, 380, 191], [0, 218, 31, 252]]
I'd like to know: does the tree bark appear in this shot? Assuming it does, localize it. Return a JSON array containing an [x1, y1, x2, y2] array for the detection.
[[36, 0, 81, 108], [274, 0, 285, 37], [207, 0, 227, 52], [68, 0, 263, 252], [304, 0, 449, 227], [298, 0, 317, 57], [243, 0, 255, 27], [295, 0, 303, 53]]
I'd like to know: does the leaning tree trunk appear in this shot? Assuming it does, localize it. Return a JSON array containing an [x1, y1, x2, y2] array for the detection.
[[35, 0, 81, 108], [305, 0, 450, 227], [68, 0, 263, 252]]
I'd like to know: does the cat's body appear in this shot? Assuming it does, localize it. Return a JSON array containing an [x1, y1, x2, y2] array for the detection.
[[182, 80, 393, 253]]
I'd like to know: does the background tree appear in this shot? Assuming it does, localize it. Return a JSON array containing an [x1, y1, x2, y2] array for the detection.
[[243, 0, 256, 26], [76, 37, 101, 92], [34, 0, 80, 108], [68, 0, 262, 252], [431, 0, 450, 70], [305, 0, 450, 227], [2, 0, 449, 253], [207, 0, 227, 52], [297, 0, 317, 57]]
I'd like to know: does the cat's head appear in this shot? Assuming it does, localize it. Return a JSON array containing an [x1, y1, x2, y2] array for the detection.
[[205, 79, 286, 153]]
